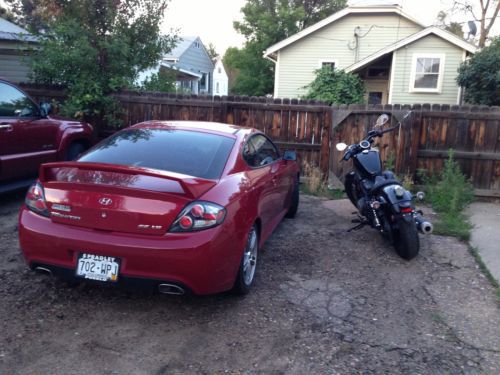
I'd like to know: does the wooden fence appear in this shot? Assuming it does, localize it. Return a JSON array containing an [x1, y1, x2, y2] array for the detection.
[[20, 84, 500, 197]]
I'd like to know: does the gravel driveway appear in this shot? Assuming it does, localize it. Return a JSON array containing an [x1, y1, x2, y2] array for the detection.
[[0, 191, 499, 374]]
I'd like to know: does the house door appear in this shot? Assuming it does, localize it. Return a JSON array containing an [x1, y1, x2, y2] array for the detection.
[[365, 80, 389, 105]]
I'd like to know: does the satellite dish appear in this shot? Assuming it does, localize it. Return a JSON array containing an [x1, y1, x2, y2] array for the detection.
[[468, 21, 477, 37]]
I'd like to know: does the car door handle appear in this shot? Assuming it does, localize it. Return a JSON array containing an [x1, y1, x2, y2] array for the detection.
[[0, 124, 13, 131]]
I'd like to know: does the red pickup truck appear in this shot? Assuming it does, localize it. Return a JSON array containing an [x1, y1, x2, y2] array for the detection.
[[0, 79, 94, 193]]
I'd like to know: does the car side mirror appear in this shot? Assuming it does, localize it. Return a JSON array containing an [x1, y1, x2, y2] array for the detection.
[[283, 150, 297, 161], [39, 102, 52, 118]]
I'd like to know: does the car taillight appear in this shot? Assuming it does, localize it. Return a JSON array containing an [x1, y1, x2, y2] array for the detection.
[[25, 182, 50, 217], [169, 201, 226, 232]]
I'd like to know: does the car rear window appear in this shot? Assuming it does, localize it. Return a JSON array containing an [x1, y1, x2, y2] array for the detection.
[[78, 129, 235, 179]]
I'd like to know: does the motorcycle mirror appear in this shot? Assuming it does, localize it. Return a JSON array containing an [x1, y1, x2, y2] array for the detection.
[[375, 114, 389, 128], [336, 142, 348, 151]]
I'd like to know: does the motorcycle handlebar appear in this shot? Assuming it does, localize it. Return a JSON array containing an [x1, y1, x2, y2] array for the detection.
[[340, 111, 412, 162]]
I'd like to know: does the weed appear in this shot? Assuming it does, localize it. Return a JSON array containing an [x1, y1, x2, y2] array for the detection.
[[300, 161, 344, 199], [384, 152, 395, 171], [433, 212, 472, 241], [424, 149, 474, 240], [468, 246, 500, 289], [431, 312, 446, 324]]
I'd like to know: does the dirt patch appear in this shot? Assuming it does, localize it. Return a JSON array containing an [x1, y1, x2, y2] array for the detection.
[[0, 193, 499, 374]]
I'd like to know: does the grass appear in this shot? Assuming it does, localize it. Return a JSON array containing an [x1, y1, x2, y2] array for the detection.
[[468, 246, 500, 300], [300, 161, 344, 199], [300, 184, 344, 199], [433, 212, 473, 241]]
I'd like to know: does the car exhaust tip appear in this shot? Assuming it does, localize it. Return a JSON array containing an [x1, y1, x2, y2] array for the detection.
[[158, 283, 185, 295], [34, 266, 53, 277]]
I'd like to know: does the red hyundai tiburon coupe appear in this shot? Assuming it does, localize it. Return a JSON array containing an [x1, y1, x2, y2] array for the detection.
[[19, 121, 300, 295]]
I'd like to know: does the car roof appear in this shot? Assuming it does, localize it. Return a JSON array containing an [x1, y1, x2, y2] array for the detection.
[[130, 121, 256, 138]]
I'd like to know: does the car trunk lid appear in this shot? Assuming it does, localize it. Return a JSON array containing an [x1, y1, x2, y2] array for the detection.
[[39, 162, 217, 235]]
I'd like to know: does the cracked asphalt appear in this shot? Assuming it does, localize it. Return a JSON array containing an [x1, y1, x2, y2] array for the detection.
[[0, 192, 499, 374]]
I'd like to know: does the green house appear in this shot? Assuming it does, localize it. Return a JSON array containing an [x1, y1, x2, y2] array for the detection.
[[264, 5, 477, 105]]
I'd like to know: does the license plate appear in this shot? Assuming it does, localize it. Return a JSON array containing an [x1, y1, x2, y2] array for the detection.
[[76, 253, 120, 282]]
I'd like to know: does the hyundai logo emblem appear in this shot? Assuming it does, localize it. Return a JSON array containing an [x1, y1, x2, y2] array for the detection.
[[98, 197, 113, 206]]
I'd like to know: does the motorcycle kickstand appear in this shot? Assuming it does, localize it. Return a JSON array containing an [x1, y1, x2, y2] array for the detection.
[[347, 216, 369, 232]]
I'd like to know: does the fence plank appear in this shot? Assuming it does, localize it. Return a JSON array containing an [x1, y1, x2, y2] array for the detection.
[[17, 83, 500, 197]]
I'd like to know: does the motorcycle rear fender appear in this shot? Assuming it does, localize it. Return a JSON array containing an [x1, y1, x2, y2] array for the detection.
[[380, 184, 413, 214]]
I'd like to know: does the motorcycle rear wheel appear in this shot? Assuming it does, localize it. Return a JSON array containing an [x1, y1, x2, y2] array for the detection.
[[393, 217, 419, 260]]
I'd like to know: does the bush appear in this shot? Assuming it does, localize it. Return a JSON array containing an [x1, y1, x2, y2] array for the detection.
[[427, 150, 474, 213], [425, 149, 474, 239], [303, 67, 365, 105], [456, 37, 500, 106]]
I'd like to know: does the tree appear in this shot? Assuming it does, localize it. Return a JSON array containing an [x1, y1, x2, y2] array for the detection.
[[226, 0, 347, 96], [140, 69, 176, 93], [29, 0, 176, 128], [446, 22, 465, 38], [456, 37, 500, 105], [2, 0, 62, 32], [206, 42, 218, 61], [436, 11, 465, 38], [450, 0, 499, 47], [303, 66, 365, 105]]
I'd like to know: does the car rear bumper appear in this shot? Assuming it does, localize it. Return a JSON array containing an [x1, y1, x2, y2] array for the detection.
[[19, 208, 243, 295]]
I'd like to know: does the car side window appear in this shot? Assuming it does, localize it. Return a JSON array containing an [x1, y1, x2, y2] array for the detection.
[[0, 82, 39, 118], [243, 134, 280, 167]]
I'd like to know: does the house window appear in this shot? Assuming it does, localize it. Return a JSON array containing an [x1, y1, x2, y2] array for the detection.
[[218, 67, 222, 74], [319, 60, 337, 70], [368, 92, 383, 105], [410, 54, 445, 93], [216, 82, 220, 93]]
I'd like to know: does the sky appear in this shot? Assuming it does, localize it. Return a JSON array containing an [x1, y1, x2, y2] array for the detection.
[[162, 0, 500, 54]]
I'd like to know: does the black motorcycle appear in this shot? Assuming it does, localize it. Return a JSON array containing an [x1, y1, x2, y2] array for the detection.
[[336, 113, 433, 260]]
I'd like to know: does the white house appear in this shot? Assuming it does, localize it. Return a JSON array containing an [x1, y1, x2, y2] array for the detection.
[[212, 56, 228, 96]]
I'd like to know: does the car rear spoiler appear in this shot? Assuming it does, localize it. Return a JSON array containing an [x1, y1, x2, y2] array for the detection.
[[39, 162, 217, 199]]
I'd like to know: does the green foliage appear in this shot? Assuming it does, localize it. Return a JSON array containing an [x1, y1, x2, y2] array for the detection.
[[206, 42, 218, 61], [457, 37, 500, 106], [223, 44, 274, 96], [303, 67, 365, 104], [29, 0, 176, 128], [445, 22, 464, 38], [226, 0, 347, 96], [433, 212, 472, 241], [425, 149, 474, 240], [140, 69, 176, 93]]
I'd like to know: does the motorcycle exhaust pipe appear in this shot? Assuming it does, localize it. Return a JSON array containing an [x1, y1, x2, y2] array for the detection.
[[415, 216, 433, 235]]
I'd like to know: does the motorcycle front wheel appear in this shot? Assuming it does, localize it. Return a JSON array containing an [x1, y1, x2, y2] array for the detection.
[[393, 217, 419, 260]]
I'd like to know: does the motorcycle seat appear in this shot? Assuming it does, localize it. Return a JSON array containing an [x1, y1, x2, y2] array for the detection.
[[370, 177, 402, 192]]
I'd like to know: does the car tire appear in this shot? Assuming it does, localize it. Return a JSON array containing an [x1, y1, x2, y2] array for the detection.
[[285, 176, 299, 218], [65, 142, 86, 161], [233, 224, 259, 295]]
